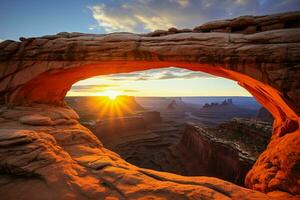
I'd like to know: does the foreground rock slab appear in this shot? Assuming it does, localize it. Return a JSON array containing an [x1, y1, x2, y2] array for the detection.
[[0, 105, 297, 200]]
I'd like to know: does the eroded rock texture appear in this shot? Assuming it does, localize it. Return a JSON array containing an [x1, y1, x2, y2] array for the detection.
[[0, 105, 282, 200], [0, 11, 300, 199]]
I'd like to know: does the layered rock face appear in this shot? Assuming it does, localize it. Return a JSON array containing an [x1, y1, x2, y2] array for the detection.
[[146, 11, 300, 36], [105, 121, 259, 186], [0, 11, 300, 199], [178, 123, 255, 186]]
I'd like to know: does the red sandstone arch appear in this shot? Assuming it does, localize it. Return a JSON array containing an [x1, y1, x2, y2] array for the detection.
[[0, 12, 300, 195], [2, 60, 300, 194]]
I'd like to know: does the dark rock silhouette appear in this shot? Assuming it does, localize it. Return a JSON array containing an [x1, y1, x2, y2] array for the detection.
[[167, 100, 177, 110], [138, 111, 161, 124], [203, 98, 233, 108], [193, 99, 257, 126], [256, 107, 274, 123]]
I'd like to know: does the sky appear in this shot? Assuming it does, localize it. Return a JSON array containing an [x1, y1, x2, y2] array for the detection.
[[1, 0, 300, 97], [67, 67, 252, 97]]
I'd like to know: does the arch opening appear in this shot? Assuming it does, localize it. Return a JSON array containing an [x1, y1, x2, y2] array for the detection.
[[65, 67, 275, 186]]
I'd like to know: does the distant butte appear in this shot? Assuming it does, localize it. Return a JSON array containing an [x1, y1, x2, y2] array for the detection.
[[0, 11, 300, 199]]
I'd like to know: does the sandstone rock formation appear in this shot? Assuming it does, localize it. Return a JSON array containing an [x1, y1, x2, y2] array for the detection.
[[0, 11, 300, 199], [1, 105, 283, 200], [193, 11, 300, 34]]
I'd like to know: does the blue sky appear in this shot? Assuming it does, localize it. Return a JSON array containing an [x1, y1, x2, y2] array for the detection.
[[1, 0, 300, 40], [1, 0, 299, 97]]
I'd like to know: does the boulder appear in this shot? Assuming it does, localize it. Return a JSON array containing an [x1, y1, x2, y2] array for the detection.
[[198, 20, 230, 32], [230, 16, 256, 28], [19, 114, 53, 126]]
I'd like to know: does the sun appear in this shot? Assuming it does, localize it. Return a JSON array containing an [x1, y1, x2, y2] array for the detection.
[[103, 90, 121, 100]]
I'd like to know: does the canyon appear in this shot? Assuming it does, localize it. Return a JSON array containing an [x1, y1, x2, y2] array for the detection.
[[75, 96, 271, 187], [0, 11, 300, 199]]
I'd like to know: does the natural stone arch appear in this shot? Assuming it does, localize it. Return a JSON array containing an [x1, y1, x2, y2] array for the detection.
[[7, 60, 298, 135], [0, 11, 299, 198]]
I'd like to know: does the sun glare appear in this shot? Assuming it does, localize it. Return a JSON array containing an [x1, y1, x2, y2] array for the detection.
[[103, 90, 121, 100]]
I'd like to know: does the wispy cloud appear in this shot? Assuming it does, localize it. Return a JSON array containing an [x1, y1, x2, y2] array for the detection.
[[100, 67, 215, 81], [88, 0, 300, 33], [123, 89, 140, 93], [69, 83, 141, 95], [169, 0, 190, 7], [69, 67, 215, 94], [88, 4, 138, 32], [71, 84, 118, 92]]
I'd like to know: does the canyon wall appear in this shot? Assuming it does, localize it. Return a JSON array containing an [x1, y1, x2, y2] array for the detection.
[[178, 123, 254, 186], [0, 11, 300, 199]]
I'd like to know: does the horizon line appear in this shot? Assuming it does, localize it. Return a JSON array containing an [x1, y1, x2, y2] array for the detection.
[[65, 95, 253, 98]]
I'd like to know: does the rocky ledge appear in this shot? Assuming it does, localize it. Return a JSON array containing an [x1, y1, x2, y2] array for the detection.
[[1, 104, 295, 200], [145, 11, 300, 36]]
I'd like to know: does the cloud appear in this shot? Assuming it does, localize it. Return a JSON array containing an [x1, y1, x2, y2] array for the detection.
[[0, 39, 3, 43], [123, 89, 140, 93], [88, 25, 98, 31], [102, 67, 215, 81], [88, 0, 300, 33], [134, 15, 174, 31], [89, 4, 138, 32], [158, 71, 214, 80], [88, 1, 176, 32], [171, 0, 190, 7], [69, 83, 141, 95], [71, 84, 118, 92]]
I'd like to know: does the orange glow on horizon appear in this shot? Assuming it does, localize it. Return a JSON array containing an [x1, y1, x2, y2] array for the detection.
[[102, 90, 121, 100], [97, 95, 132, 118]]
